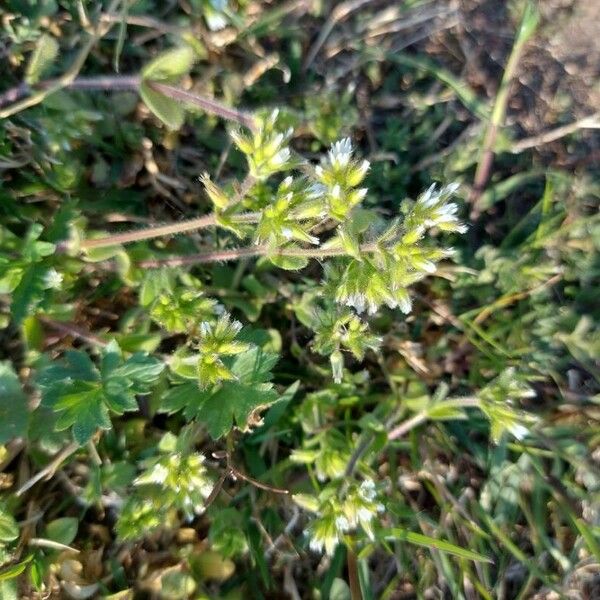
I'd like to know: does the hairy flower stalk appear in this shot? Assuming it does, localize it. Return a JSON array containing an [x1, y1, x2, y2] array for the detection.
[[136, 242, 380, 268], [80, 212, 260, 250]]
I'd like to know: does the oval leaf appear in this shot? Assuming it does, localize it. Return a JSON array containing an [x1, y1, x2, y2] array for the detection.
[[26, 34, 59, 84], [141, 47, 196, 82], [0, 509, 19, 543], [269, 254, 309, 271], [140, 81, 185, 130], [45, 517, 78, 546]]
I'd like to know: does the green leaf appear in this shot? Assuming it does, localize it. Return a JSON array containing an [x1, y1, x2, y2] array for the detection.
[[54, 387, 111, 445], [44, 517, 78, 546], [25, 34, 59, 84], [269, 254, 309, 270], [196, 381, 278, 438], [141, 47, 196, 82], [330, 578, 351, 600], [0, 509, 18, 543], [10, 265, 47, 325], [229, 347, 278, 384], [106, 352, 164, 390], [161, 348, 281, 438], [0, 363, 28, 443], [139, 46, 197, 130], [385, 529, 491, 563], [38, 347, 163, 445], [160, 382, 203, 415], [0, 555, 32, 582], [140, 81, 185, 130]]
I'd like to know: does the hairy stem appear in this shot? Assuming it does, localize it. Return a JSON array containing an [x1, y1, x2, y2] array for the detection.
[[148, 81, 257, 130], [137, 242, 379, 268], [1, 77, 255, 134], [81, 212, 262, 250]]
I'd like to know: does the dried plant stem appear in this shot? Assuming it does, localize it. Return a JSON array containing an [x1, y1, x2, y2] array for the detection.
[[38, 315, 108, 347], [511, 112, 600, 153], [137, 242, 379, 268], [469, 2, 538, 217], [388, 397, 480, 441], [387, 412, 428, 441], [16, 442, 80, 497]]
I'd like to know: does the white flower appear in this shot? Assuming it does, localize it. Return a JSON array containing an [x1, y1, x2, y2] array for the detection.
[[43, 268, 63, 289], [136, 463, 168, 485], [509, 423, 529, 440], [328, 138, 353, 169]]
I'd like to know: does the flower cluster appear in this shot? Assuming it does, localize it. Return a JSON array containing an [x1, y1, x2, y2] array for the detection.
[[116, 431, 214, 540], [291, 429, 352, 481], [170, 313, 250, 387], [402, 182, 467, 243], [329, 182, 464, 315], [314, 138, 370, 222], [478, 368, 538, 442], [254, 176, 321, 247], [151, 288, 218, 333], [312, 308, 381, 382], [295, 479, 385, 555], [231, 109, 293, 180], [133, 451, 213, 518]]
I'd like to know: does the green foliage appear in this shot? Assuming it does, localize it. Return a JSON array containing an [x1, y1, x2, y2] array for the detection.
[[140, 46, 197, 129], [163, 345, 281, 438], [0, 363, 28, 443], [0, 3, 598, 598], [478, 368, 538, 442], [37, 341, 164, 444], [0, 224, 57, 325], [0, 509, 18, 545], [169, 313, 251, 387]]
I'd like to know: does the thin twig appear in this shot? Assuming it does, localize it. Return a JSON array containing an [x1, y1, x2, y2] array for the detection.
[[0, 76, 140, 108], [387, 412, 428, 441], [38, 315, 108, 347], [511, 112, 600, 153], [303, 0, 375, 71], [28, 538, 80, 553], [388, 398, 480, 441], [230, 465, 290, 495], [16, 442, 80, 497]]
